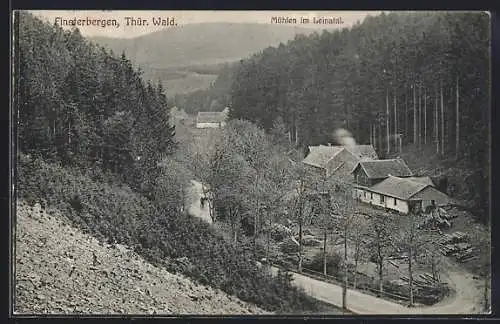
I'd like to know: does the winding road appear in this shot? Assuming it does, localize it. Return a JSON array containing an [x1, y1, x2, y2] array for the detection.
[[186, 180, 484, 315]]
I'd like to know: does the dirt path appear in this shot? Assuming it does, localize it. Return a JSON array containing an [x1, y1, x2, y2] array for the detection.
[[269, 265, 484, 315], [418, 258, 484, 314], [187, 180, 485, 315], [186, 180, 212, 224]]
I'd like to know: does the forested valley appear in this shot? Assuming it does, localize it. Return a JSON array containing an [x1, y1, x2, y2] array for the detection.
[[186, 11, 490, 222], [15, 11, 323, 313], [13, 10, 491, 315]]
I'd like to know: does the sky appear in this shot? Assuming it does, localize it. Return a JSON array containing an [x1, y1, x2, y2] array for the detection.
[[26, 10, 382, 39]]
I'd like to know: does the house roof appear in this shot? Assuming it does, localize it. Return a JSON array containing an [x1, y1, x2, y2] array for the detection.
[[407, 176, 435, 186], [196, 111, 227, 124], [359, 175, 430, 200], [303, 144, 378, 170], [353, 159, 413, 179], [302, 146, 343, 169], [345, 145, 378, 160]]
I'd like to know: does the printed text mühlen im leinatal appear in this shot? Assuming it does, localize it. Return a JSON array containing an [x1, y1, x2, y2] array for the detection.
[[271, 16, 344, 25]]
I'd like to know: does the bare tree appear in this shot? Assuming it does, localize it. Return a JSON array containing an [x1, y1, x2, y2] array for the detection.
[[421, 239, 443, 283], [351, 212, 369, 290], [327, 181, 357, 310], [290, 164, 318, 273], [396, 207, 426, 306], [368, 211, 396, 296], [261, 154, 292, 261]]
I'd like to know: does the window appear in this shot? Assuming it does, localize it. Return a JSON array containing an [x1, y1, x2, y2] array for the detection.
[[380, 195, 385, 204], [364, 191, 367, 198], [370, 193, 373, 200], [394, 198, 397, 206]]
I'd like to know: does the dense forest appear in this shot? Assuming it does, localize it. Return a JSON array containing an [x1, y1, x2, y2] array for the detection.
[[15, 11, 176, 193], [226, 11, 490, 220], [15, 11, 322, 313]]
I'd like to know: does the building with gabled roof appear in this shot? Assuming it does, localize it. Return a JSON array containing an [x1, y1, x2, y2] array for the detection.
[[352, 158, 413, 187], [302, 144, 378, 180], [353, 175, 454, 214], [196, 111, 228, 129]]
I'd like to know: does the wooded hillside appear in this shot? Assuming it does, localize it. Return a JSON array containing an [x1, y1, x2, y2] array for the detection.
[[15, 11, 176, 191], [15, 11, 326, 314], [226, 11, 490, 220]]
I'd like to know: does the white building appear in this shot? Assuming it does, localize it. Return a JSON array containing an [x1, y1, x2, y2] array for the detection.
[[196, 111, 228, 129], [354, 175, 454, 214]]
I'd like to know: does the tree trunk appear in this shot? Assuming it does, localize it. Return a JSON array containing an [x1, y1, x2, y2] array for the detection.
[[435, 87, 439, 154], [417, 86, 422, 149], [456, 76, 460, 160], [230, 209, 238, 246], [266, 213, 271, 262], [370, 124, 373, 146], [405, 91, 408, 142], [295, 119, 299, 147], [378, 125, 382, 156], [253, 174, 260, 258], [409, 246, 414, 306], [208, 196, 215, 223], [342, 230, 348, 310], [323, 228, 328, 276], [378, 258, 384, 296], [394, 88, 397, 152], [413, 84, 417, 145], [431, 254, 437, 281], [386, 90, 390, 154], [298, 215, 303, 273], [353, 258, 358, 290], [424, 88, 427, 146], [440, 83, 445, 155], [408, 214, 415, 307]]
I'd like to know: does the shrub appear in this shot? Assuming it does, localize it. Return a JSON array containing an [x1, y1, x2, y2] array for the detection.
[[303, 251, 342, 276], [280, 238, 300, 254], [268, 223, 292, 242]]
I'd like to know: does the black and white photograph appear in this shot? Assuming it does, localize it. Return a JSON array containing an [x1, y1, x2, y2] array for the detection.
[[11, 10, 491, 315]]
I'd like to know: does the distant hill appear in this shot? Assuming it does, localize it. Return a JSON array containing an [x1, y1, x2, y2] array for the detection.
[[89, 23, 323, 69]]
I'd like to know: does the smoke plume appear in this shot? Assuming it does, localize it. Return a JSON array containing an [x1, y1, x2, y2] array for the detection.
[[333, 128, 356, 147]]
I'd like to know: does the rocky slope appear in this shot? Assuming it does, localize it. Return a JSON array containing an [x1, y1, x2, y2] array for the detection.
[[14, 200, 269, 315]]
